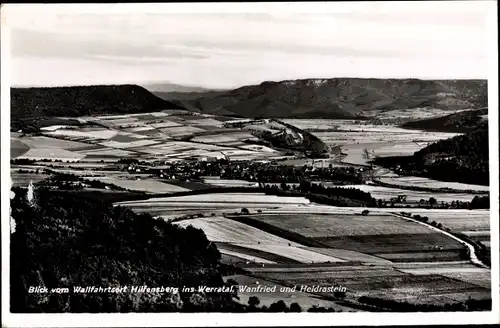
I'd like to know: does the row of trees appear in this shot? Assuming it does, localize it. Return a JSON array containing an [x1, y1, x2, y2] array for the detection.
[[358, 296, 491, 312], [246, 297, 341, 312]]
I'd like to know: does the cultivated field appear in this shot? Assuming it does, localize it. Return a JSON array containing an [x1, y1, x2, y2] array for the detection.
[[333, 183, 478, 203], [249, 262, 490, 305], [82, 176, 189, 193], [378, 176, 490, 192], [224, 274, 356, 311], [11, 111, 291, 163], [174, 217, 302, 246], [247, 213, 465, 260], [250, 213, 439, 238], [201, 177, 259, 187], [230, 243, 347, 264]]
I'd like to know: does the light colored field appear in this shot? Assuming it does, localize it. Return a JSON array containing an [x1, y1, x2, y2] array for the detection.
[[312, 129, 458, 146], [252, 213, 433, 238], [225, 275, 355, 311], [159, 126, 206, 137], [258, 268, 405, 282], [17, 148, 85, 161], [202, 178, 258, 187], [232, 243, 347, 264], [84, 177, 189, 193], [246, 265, 387, 274], [335, 183, 477, 202], [174, 217, 301, 246], [379, 176, 490, 192], [10, 171, 51, 187], [400, 267, 491, 289], [40, 125, 71, 131], [37, 161, 110, 168], [16, 136, 91, 149], [304, 248, 392, 264], [219, 250, 276, 264], [119, 193, 311, 205], [45, 129, 118, 140], [107, 118, 139, 125], [391, 209, 490, 232], [461, 230, 491, 237], [259, 204, 490, 218], [341, 142, 424, 165], [77, 148, 136, 157], [187, 118, 224, 127], [100, 139, 161, 149], [125, 126, 156, 132], [191, 135, 238, 143]]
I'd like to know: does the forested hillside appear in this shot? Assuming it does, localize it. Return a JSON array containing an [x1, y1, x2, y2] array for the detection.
[[374, 123, 489, 186], [10, 188, 240, 313], [177, 78, 487, 118], [401, 108, 488, 133], [11, 85, 184, 131]]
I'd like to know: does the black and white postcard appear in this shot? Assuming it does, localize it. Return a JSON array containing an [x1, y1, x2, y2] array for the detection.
[[1, 2, 498, 327]]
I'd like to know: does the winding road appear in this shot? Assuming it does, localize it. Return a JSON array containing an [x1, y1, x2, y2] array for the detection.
[[390, 212, 489, 268]]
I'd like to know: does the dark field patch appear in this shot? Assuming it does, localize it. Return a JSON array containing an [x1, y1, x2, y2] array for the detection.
[[374, 250, 464, 262], [84, 154, 125, 159], [313, 233, 465, 254], [131, 129, 163, 136], [110, 134, 141, 143], [256, 271, 488, 297], [221, 253, 255, 265], [10, 139, 30, 158], [211, 116, 238, 122], [164, 179, 215, 190], [164, 115, 187, 123], [11, 172, 51, 187], [72, 145, 104, 151], [171, 115, 205, 121], [135, 114, 159, 121], [216, 242, 301, 264]]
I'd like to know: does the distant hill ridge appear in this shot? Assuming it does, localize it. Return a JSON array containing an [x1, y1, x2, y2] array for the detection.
[[11, 84, 184, 119], [170, 78, 487, 119]]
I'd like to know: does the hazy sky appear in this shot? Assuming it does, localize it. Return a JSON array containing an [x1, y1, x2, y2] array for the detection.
[[5, 2, 494, 89]]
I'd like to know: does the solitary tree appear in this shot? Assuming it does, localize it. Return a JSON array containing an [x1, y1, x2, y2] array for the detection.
[[289, 303, 302, 312], [248, 296, 260, 308], [429, 197, 437, 207], [269, 300, 288, 312], [377, 199, 383, 208]]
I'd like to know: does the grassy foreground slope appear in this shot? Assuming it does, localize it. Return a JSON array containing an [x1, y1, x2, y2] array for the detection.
[[11, 85, 184, 131], [10, 187, 240, 313], [180, 78, 487, 119], [374, 123, 489, 186]]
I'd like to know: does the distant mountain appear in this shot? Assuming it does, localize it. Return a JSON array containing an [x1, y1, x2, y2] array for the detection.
[[401, 107, 488, 133], [143, 82, 225, 94], [182, 78, 487, 119], [11, 85, 184, 131], [153, 90, 228, 102], [374, 123, 489, 186]]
